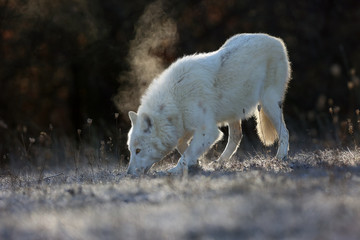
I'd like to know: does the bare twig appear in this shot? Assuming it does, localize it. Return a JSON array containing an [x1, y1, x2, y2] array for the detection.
[[43, 172, 64, 181]]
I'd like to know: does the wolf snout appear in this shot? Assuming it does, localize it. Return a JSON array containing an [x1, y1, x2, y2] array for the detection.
[[126, 167, 138, 176], [126, 167, 133, 175], [126, 166, 147, 176]]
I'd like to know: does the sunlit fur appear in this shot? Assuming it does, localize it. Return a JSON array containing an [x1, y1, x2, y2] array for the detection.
[[127, 33, 291, 176]]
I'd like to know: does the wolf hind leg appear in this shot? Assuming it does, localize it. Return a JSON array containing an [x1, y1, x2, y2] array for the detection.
[[217, 120, 242, 162], [260, 89, 289, 160]]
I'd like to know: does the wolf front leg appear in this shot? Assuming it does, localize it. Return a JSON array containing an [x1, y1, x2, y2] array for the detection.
[[168, 124, 222, 175]]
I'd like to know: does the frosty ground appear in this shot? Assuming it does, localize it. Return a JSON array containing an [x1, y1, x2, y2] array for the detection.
[[1, 149, 360, 240]]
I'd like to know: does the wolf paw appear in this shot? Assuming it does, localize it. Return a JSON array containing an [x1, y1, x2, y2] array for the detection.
[[167, 163, 186, 175], [188, 164, 202, 174], [275, 152, 288, 161], [167, 163, 203, 176], [209, 160, 225, 170]]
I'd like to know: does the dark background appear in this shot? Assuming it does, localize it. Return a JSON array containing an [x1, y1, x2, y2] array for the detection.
[[1, 0, 360, 168]]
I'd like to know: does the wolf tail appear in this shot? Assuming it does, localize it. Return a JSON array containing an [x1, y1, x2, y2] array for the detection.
[[255, 107, 278, 146]]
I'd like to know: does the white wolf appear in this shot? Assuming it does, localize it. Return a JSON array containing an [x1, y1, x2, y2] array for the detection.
[[127, 33, 291, 176]]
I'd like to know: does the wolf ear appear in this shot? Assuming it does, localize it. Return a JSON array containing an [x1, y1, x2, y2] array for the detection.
[[140, 113, 153, 133], [128, 111, 138, 125]]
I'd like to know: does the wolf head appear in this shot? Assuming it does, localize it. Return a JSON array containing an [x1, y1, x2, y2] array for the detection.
[[126, 111, 175, 176]]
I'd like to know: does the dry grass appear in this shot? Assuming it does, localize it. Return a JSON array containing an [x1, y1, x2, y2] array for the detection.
[[1, 148, 360, 239]]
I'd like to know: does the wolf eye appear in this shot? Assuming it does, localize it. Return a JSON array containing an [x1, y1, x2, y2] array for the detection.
[[135, 148, 141, 154]]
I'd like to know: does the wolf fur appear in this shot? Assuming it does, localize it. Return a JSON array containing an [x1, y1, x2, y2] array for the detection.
[[127, 33, 291, 176]]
